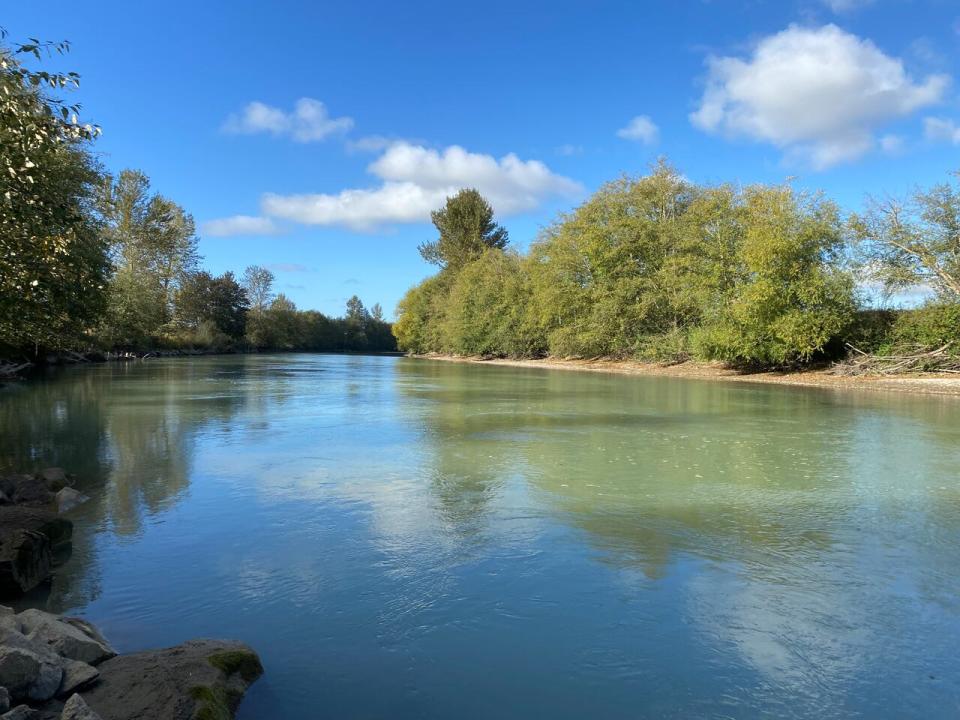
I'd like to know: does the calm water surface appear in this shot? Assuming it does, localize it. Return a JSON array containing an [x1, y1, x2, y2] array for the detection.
[[1, 354, 958, 719]]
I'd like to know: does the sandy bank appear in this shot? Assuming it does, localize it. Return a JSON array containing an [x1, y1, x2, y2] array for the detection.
[[412, 354, 960, 398]]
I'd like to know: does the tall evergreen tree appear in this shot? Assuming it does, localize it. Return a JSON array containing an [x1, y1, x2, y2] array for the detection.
[[418, 189, 509, 270]]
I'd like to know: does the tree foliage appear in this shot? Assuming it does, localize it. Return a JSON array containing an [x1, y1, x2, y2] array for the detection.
[[0, 30, 109, 350], [394, 170, 864, 368], [418, 189, 509, 270], [96, 170, 199, 345]]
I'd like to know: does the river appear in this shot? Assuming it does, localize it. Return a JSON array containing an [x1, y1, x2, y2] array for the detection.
[[1, 354, 958, 718]]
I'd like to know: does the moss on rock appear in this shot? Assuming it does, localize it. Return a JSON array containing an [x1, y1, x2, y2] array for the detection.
[[206, 649, 263, 684]]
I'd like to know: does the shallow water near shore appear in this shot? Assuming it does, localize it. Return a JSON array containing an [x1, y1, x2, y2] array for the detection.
[[1, 353, 959, 718]]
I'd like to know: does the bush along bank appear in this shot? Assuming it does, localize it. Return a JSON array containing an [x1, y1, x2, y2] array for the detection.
[[393, 168, 960, 374]]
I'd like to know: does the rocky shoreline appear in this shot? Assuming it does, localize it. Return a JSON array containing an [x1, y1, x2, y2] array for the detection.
[[0, 470, 262, 719]]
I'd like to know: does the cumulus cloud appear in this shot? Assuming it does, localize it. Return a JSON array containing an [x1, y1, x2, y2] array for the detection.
[[201, 215, 280, 237], [924, 117, 960, 144], [617, 115, 660, 145], [690, 24, 949, 169], [222, 98, 353, 142], [261, 142, 582, 230]]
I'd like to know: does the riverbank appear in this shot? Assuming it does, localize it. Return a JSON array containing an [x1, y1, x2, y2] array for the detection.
[[414, 354, 960, 397]]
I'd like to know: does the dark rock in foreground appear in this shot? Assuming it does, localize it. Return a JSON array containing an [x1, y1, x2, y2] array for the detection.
[[0, 608, 261, 720], [0, 470, 82, 599], [0, 508, 73, 598], [78, 640, 262, 720]]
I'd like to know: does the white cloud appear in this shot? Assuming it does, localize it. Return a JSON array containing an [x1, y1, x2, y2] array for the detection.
[[555, 144, 584, 156], [222, 98, 353, 142], [690, 25, 949, 169], [924, 117, 960, 144], [822, 0, 874, 13], [261, 142, 582, 231], [201, 215, 280, 237], [617, 115, 660, 145]]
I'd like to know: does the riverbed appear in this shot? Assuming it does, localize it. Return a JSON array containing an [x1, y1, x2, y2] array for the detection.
[[1, 354, 958, 718]]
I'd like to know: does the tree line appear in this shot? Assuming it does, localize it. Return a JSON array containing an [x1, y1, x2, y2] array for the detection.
[[0, 32, 395, 358], [394, 168, 960, 370]]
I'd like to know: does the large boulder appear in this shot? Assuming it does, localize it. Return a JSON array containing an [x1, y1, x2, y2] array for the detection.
[[0, 645, 62, 703], [17, 612, 115, 667], [79, 640, 263, 720]]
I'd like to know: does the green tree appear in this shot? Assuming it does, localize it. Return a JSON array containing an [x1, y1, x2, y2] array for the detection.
[[443, 250, 544, 357], [242, 265, 275, 348], [0, 30, 109, 351], [97, 169, 199, 344], [264, 294, 301, 350], [393, 274, 453, 353], [527, 164, 696, 358], [418, 189, 509, 270], [344, 295, 369, 350], [693, 185, 856, 366], [174, 271, 248, 341]]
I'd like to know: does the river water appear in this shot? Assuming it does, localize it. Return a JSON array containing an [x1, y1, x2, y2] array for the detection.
[[0, 354, 958, 719]]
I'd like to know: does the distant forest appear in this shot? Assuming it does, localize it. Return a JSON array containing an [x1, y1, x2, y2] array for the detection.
[[0, 32, 395, 359]]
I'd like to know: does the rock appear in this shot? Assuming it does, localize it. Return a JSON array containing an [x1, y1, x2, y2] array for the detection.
[[0, 608, 19, 637], [57, 661, 98, 698], [0, 478, 51, 509], [0, 686, 8, 713], [53, 492, 87, 516], [0, 645, 62, 702], [18, 611, 115, 666], [0, 508, 72, 550], [0, 531, 51, 598], [80, 640, 263, 720], [58, 623, 108, 657], [26, 661, 61, 703], [0, 509, 72, 599], [37, 472, 70, 493], [0, 647, 40, 697], [61, 694, 101, 720], [1, 706, 39, 720]]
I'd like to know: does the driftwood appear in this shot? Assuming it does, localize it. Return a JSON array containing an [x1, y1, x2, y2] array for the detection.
[[832, 342, 960, 376], [0, 361, 32, 377]]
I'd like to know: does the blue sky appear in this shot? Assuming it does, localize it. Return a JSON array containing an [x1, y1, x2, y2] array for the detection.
[[5, 1, 960, 318]]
